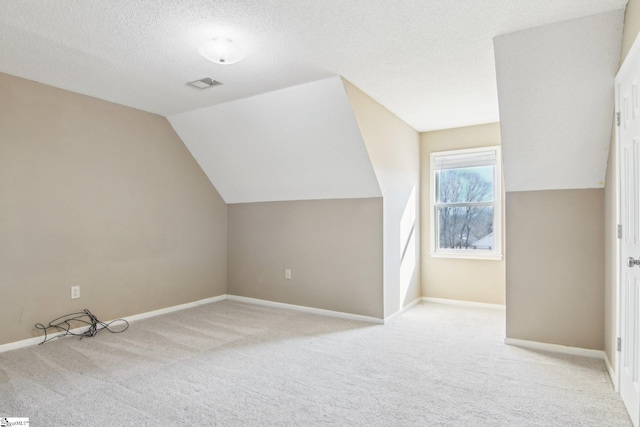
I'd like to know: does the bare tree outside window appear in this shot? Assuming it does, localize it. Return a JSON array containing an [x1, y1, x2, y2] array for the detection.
[[430, 146, 502, 258], [436, 166, 494, 250]]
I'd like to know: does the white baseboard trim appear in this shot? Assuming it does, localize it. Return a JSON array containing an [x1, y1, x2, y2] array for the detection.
[[226, 295, 384, 324], [422, 297, 505, 310], [384, 297, 422, 323], [604, 354, 618, 390], [123, 295, 227, 323], [504, 338, 606, 360], [0, 295, 227, 354], [0, 333, 61, 354]]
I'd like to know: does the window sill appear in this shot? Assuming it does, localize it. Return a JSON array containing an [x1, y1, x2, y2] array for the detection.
[[430, 252, 503, 261]]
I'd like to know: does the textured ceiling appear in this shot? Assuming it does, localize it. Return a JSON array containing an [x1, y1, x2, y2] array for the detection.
[[0, 0, 628, 132]]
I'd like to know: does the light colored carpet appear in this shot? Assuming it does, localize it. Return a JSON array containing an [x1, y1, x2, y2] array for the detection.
[[0, 300, 631, 426]]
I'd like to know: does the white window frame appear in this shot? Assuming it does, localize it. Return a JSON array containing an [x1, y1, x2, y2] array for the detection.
[[429, 146, 502, 260]]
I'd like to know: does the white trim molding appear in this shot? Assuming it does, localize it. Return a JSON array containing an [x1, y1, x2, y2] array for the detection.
[[384, 298, 422, 323], [429, 145, 503, 260], [0, 295, 227, 354], [123, 295, 227, 323], [605, 353, 618, 390], [505, 338, 617, 388], [0, 294, 385, 354], [0, 294, 429, 354], [0, 333, 62, 354], [422, 297, 505, 310], [226, 295, 384, 324], [504, 338, 606, 360]]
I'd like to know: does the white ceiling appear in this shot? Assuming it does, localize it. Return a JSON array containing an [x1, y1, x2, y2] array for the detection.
[[168, 77, 381, 204], [495, 10, 624, 192], [0, 0, 628, 132]]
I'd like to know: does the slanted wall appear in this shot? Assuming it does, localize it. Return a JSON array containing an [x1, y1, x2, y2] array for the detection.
[[169, 76, 418, 320], [495, 11, 624, 349], [343, 79, 421, 318], [168, 77, 381, 204], [169, 77, 386, 318]]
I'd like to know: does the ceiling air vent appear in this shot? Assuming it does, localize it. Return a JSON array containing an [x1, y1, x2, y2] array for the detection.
[[187, 78, 223, 89]]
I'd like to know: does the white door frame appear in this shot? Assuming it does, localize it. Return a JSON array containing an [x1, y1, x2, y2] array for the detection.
[[615, 74, 621, 394], [617, 33, 640, 391], [616, 31, 640, 414]]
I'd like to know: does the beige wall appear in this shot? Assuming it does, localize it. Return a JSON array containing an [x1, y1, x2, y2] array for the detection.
[[604, 0, 640, 370], [0, 73, 227, 345], [227, 198, 384, 318], [342, 80, 421, 317], [621, 0, 640, 61], [420, 123, 505, 304], [507, 189, 604, 350]]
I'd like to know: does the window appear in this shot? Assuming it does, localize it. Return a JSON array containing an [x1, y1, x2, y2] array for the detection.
[[430, 146, 502, 259]]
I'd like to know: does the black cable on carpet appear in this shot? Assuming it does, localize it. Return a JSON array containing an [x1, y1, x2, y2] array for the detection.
[[35, 309, 129, 345]]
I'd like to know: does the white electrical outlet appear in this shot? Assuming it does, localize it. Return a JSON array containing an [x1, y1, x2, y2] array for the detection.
[[71, 286, 80, 299], [285, 269, 292, 280]]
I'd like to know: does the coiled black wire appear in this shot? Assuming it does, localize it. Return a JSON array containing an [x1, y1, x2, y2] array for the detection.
[[35, 309, 129, 345]]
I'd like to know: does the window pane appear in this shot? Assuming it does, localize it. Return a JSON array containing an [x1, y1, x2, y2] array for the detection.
[[437, 206, 494, 250], [437, 166, 494, 204]]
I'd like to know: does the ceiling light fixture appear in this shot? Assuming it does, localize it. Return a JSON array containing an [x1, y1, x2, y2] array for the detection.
[[198, 38, 245, 65]]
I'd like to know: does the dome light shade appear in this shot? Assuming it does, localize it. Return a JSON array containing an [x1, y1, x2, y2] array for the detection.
[[198, 38, 245, 65]]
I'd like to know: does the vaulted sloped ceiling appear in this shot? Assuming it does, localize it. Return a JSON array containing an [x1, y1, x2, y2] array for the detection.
[[0, 1, 627, 132], [168, 77, 381, 204], [494, 10, 624, 192], [1, 2, 627, 201]]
